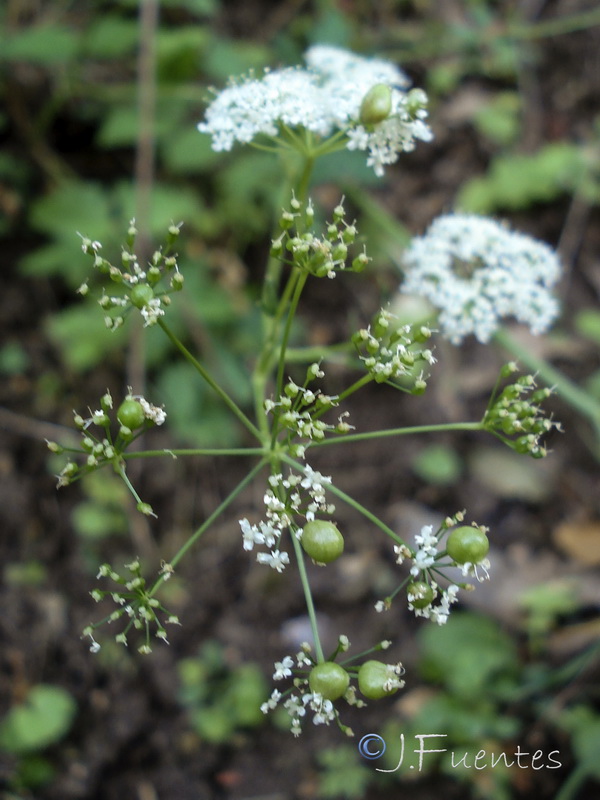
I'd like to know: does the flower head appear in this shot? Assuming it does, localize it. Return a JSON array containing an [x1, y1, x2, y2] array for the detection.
[[400, 214, 561, 343], [198, 45, 432, 175]]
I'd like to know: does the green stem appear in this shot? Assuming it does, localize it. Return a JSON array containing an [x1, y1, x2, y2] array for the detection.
[[114, 462, 145, 505], [310, 421, 484, 448], [290, 529, 325, 663], [275, 271, 308, 403], [123, 447, 266, 459], [509, 7, 600, 40], [149, 458, 268, 595], [157, 319, 262, 442], [554, 764, 588, 800], [493, 327, 600, 435], [285, 342, 354, 364], [280, 453, 406, 546]]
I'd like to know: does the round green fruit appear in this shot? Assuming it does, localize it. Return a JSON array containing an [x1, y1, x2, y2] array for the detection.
[[359, 83, 393, 125], [358, 660, 399, 700], [117, 398, 146, 430], [407, 581, 435, 609], [301, 520, 344, 564], [308, 662, 349, 701], [130, 283, 154, 309], [446, 525, 489, 565]]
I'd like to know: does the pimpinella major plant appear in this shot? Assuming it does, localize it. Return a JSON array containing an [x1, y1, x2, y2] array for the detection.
[[48, 45, 562, 738]]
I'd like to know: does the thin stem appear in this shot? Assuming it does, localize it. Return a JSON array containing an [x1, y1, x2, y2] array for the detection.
[[123, 447, 266, 460], [275, 271, 308, 402], [114, 462, 145, 505], [285, 342, 354, 364], [310, 421, 484, 448], [149, 458, 268, 595], [493, 328, 600, 436], [279, 453, 405, 546], [290, 530, 325, 663], [157, 319, 262, 442]]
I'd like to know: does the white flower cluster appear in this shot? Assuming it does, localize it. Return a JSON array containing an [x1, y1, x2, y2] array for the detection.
[[198, 44, 432, 176], [377, 520, 491, 625], [239, 464, 335, 571], [400, 214, 562, 343], [138, 396, 167, 426], [261, 647, 346, 736], [407, 581, 460, 626], [262, 687, 337, 737]]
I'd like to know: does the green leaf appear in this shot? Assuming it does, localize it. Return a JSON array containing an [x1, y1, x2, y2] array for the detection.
[[162, 127, 222, 174], [0, 24, 80, 64], [202, 37, 271, 81], [575, 308, 600, 346], [317, 745, 372, 799], [571, 717, 600, 778], [0, 685, 77, 754], [458, 142, 584, 213], [82, 16, 138, 58], [156, 27, 211, 81], [412, 444, 462, 485], [27, 181, 113, 243], [418, 613, 518, 699], [0, 342, 29, 375], [45, 304, 127, 371]]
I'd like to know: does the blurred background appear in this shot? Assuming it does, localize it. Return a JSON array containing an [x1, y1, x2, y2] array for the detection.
[[1, 1, 600, 798]]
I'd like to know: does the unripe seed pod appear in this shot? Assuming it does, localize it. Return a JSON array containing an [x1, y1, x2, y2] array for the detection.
[[301, 520, 344, 565], [130, 284, 154, 309], [117, 398, 146, 430], [446, 525, 489, 564], [358, 660, 400, 699], [308, 662, 349, 700], [359, 84, 393, 125]]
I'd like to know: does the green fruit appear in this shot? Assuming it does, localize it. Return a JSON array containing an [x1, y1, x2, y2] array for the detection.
[[301, 520, 344, 564], [117, 398, 146, 430], [130, 283, 154, 308], [446, 525, 489, 564], [358, 660, 399, 700], [308, 662, 349, 700], [359, 84, 392, 125], [407, 581, 435, 609]]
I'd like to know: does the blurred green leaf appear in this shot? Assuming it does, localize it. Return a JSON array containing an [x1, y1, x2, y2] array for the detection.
[[45, 304, 127, 371], [0, 686, 77, 754], [458, 142, 584, 213], [0, 24, 80, 63], [82, 16, 138, 58], [575, 309, 600, 346], [412, 444, 462, 485], [162, 127, 222, 173], [0, 342, 29, 375], [202, 37, 271, 81], [317, 745, 371, 799], [418, 613, 518, 699], [473, 92, 521, 146]]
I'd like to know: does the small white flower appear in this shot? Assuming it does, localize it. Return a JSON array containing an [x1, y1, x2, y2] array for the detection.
[[400, 214, 561, 343], [139, 397, 167, 425], [273, 655, 294, 680], [139, 297, 164, 327], [256, 549, 290, 572]]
